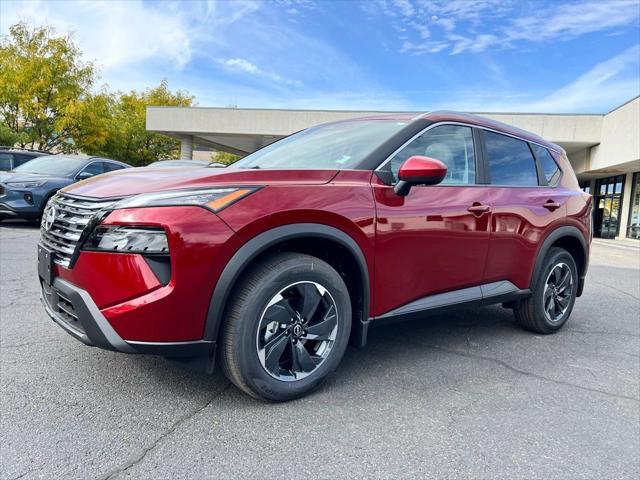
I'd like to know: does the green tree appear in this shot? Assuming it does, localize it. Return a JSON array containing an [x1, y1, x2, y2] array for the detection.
[[0, 23, 103, 152], [212, 151, 242, 165], [0, 124, 21, 146], [80, 80, 194, 166]]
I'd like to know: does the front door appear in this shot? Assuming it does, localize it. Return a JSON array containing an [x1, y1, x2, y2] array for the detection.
[[372, 124, 491, 317]]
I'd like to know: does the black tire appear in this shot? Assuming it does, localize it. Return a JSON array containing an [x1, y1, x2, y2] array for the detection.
[[219, 252, 352, 401], [514, 247, 578, 334]]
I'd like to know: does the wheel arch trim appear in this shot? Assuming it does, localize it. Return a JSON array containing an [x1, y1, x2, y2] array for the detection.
[[531, 225, 588, 296], [203, 223, 371, 343]]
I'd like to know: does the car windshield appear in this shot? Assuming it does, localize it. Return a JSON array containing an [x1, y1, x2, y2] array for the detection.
[[231, 119, 408, 170], [12, 155, 85, 176]]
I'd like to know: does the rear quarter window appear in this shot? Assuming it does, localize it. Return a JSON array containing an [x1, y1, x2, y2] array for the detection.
[[484, 131, 538, 186], [0, 153, 12, 171], [12, 153, 38, 167], [103, 162, 126, 172], [532, 144, 561, 186]]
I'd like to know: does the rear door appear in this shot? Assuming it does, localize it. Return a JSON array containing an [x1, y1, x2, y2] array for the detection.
[[480, 130, 569, 290]]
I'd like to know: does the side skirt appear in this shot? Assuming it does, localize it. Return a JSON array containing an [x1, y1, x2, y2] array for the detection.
[[369, 280, 531, 328]]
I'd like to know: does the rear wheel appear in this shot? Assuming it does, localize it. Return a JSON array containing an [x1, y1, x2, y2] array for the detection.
[[220, 252, 352, 401], [514, 247, 578, 334]]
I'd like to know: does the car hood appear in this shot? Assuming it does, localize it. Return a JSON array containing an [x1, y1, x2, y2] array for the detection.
[[0, 172, 70, 184], [64, 167, 340, 198]]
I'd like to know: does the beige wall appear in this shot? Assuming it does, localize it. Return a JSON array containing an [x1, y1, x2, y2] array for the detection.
[[589, 97, 640, 172], [147, 106, 606, 156], [147, 97, 639, 177]]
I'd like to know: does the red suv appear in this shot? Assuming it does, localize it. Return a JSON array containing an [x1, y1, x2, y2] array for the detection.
[[38, 112, 592, 401]]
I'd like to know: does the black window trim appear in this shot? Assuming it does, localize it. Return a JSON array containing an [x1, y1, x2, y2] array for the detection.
[[529, 142, 563, 188], [530, 142, 548, 187], [375, 121, 562, 189]]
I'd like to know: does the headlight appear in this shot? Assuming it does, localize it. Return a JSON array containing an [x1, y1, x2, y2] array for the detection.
[[113, 187, 258, 212], [6, 181, 45, 189], [83, 226, 169, 254]]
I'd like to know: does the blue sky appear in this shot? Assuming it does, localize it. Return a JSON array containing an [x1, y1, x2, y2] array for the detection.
[[2, 0, 639, 113]]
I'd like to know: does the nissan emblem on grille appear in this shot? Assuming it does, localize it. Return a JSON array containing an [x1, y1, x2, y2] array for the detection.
[[43, 204, 56, 231]]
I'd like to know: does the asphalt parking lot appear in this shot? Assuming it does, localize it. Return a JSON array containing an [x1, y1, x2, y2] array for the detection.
[[1, 221, 639, 479]]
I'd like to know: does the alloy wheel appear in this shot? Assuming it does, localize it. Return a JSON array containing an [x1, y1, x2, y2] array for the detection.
[[256, 281, 339, 381], [543, 262, 573, 323]]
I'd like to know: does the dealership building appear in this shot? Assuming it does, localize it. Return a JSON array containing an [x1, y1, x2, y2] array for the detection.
[[146, 96, 640, 241]]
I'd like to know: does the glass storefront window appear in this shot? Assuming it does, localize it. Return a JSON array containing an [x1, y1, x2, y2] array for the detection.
[[579, 181, 591, 194], [594, 175, 626, 239], [627, 172, 640, 240]]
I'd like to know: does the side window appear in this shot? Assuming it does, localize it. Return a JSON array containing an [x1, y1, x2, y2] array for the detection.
[[12, 154, 36, 167], [484, 131, 538, 186], [532, 144, 561, 186], [103, 162, 126, 172], [389, 125, 476, 184], [0, 153, 13, 171], [80, 162, 105, 177]]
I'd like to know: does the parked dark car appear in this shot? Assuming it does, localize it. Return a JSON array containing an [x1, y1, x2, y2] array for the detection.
[[147, 159, 210, 168], [37, 112, 592, 401], [0, 147, 49, 171], [0, 155, 130, 221]]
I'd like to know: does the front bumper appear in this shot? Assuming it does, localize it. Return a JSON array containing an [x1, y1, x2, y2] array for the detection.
[[41, 277, 216, 358], [0, 201, 40, 218], [0, 188, 41, 218]]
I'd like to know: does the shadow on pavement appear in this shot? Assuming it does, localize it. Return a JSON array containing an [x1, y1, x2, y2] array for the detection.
[[0, 219, 41, 229], [87, 305, 522, 398]]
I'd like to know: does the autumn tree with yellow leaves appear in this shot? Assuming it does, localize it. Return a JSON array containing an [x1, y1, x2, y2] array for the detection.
[[0, 23, 193, 165]]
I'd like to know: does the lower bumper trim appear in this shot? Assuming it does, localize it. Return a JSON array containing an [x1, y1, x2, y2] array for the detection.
[[41, 277, 216, 358]]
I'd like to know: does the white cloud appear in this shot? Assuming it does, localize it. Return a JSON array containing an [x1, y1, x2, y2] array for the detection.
[[526, 44, 640, 112], [449, 34, 499, 55], [218, 58, 302, 87], [0, 0, 260, 71], [393, 0, 415, 17], [377, 0, 640, 55], [1, 1, 189, 69], [426, 45, 640, 113], [507, 0, 640, 42]]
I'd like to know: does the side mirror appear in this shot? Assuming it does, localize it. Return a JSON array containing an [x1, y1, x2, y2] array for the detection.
[[76, 171, 94, 181], [394, 155, 448, 196]]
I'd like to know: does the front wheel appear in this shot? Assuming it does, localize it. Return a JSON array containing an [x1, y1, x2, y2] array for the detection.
[[514, 247, 578, 334], [220, 252, 352, 401]]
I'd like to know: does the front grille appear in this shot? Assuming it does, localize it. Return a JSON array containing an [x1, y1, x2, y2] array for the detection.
[[40, 193, 115, 268]]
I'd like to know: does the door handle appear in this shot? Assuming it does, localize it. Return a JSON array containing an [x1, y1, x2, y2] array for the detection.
[[543, 200, 561, 211], [467, 203, 491, 215]]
